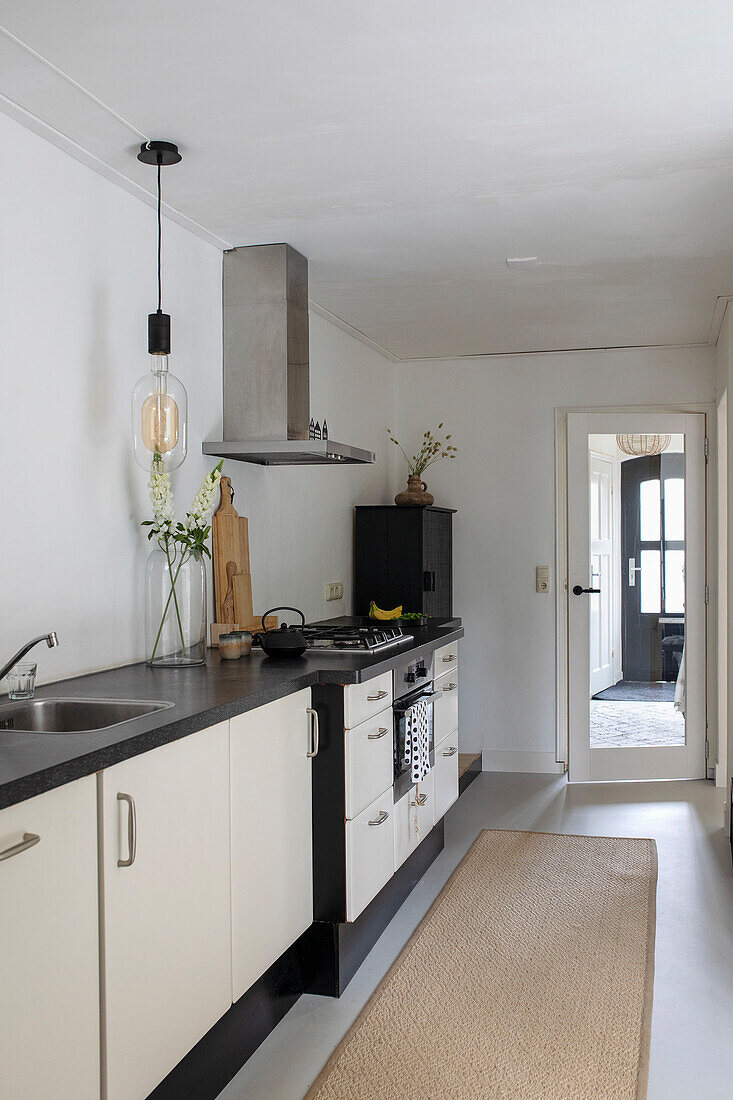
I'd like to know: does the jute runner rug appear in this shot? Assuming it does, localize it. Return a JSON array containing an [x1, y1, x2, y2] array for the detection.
[[306, 829, 657, 1099]]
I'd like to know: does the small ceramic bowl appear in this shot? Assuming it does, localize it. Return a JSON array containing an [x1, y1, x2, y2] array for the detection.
[[219, 633, 242, 660], [233, 630, 252, 657]]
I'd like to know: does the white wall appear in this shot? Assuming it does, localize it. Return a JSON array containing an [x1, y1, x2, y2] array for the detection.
[[0, 112, 395, 686], [714, 310, 731, 821], [393, 348, 716, 769]]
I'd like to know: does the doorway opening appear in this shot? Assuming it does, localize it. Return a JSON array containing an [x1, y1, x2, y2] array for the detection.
[[566, 411, 706, 783], [588, 434, 686, 752]]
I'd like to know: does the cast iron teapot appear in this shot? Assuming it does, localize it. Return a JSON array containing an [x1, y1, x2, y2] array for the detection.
[[255, 607, 308, 659]]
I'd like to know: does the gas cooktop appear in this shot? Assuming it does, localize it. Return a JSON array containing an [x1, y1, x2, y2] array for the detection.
[[301, 622, 413, 653]]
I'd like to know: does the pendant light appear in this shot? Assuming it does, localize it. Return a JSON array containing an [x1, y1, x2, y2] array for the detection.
[[616, 434, 671, 457], [132, 140, 188, 471]]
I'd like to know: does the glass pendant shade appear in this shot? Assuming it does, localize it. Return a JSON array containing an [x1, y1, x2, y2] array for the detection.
[[132, 354, 188, 470]]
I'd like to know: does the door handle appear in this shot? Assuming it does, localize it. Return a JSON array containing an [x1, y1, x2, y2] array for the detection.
[[411, 792, 428, 806], [368, 810, 389, 826], [116, 793, 136, 867], [628, 557, 643, 587], [306, 707, 319, 758], [442, 746, 458, 757], [368, 727, 390, 740], [0, 832, 40, 862], [572, 585, 601, 595], [367, 689, 388, 701]]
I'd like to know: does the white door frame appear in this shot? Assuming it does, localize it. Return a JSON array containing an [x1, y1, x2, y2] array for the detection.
[[554, 402, 716, 781]]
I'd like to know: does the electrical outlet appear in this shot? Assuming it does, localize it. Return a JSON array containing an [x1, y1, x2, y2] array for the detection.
[[536, 566, 550, 594], [326, 581, 344, 602]]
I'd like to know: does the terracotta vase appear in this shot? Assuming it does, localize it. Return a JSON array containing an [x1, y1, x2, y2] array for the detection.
[[394, 473, 434, 507]]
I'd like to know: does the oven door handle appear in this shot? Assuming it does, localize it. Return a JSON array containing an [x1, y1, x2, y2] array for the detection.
[[394, 688, 442, 713]]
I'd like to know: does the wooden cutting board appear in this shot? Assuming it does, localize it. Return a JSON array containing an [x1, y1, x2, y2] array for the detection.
[[212, 477, 251, 624]]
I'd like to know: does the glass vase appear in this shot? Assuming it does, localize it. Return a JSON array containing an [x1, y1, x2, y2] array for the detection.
[[145, 547, 207, 666]]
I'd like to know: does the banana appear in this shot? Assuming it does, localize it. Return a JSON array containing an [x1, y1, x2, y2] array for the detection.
[[369, 601, 403, 621]]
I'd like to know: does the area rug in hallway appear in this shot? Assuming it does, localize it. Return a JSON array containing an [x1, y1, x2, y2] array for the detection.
[[306, 830, 657, 1100]]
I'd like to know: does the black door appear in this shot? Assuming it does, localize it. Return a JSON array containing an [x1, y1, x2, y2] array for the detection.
[[621, 453, 685, 681], [422, 510, 452, 618]]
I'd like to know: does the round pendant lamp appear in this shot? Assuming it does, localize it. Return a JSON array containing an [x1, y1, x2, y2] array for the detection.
[[131, 141, 188, 471], [615, 434, 671, 457]]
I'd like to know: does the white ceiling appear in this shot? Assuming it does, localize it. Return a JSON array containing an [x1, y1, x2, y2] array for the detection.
[[2, 0, 733, 359]]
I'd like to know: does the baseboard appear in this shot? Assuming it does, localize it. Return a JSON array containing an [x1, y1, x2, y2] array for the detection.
[[481, 750, 565, 774]]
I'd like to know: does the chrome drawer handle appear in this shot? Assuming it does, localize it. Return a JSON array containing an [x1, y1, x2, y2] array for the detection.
[[442, 746, 458, 757], [442, 654, 456, 662], [306, 707, 320, 757], [0, 832, 40, 862], [368, 727, 390, 740], [411, 793, 428, 807], [367, 689, 388, 701], [368, 810, 389, 826], [117, 793, 136, 867], [443, 682, 457, 692]]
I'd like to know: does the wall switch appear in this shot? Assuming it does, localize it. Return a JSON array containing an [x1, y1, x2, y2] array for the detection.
[[326, 582, 344, 602], [536, 566, 550, 594]]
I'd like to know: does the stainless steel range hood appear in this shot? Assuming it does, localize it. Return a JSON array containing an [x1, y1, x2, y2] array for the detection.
[[203, 244, 375, 466]]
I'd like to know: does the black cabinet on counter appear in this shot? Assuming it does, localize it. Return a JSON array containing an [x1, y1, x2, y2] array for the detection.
[[354, 506, 455, 618]]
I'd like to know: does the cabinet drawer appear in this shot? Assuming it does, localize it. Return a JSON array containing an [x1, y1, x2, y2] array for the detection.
[[434, 641, 459, 672], [434, 734, 459, 820], [346, 789, 394, 921], [393, 785, 418, 871], [343, 671, 393, 729], [411, 769, 434, 843], [345, 706, 394, 819], [434, 666, 459, 741]]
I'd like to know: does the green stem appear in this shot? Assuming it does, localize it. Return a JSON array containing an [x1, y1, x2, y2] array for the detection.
[[150, 545, 187, 662], [164, 541, 188, 654]]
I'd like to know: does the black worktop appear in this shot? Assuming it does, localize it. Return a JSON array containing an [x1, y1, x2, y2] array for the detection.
[[0, 617, 462, 810]]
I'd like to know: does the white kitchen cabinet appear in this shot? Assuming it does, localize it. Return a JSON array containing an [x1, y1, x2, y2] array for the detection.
[[434, 665, 459, 742], [0, 777, 99, 1100], [230, 689, 314, 1000], [346, 787, 394, 921], [343, 671, 393, 729], [99, 722, 232, 1100], [434, 733, 459, 820], [393, 785, 418, 871], [434, 640, 459, 672], [345, 704, 393, 819]]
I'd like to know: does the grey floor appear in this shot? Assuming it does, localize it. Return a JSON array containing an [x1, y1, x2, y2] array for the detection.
[[219, 773, 733, 1100]]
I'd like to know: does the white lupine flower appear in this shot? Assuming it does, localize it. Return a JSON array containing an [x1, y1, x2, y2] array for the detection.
[[186, 461, 223, 529], [149, 452, 175, 532]]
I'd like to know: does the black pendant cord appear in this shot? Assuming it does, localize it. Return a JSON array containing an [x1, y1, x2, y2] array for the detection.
[[137, 140, 181, 355], [157, 158, 163, 313]]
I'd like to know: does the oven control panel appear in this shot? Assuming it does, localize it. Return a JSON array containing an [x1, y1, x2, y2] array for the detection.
[[393, 652, 434, 701]]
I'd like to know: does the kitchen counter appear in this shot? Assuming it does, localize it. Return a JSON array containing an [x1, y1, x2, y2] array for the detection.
[[0, 617, 462, 810]]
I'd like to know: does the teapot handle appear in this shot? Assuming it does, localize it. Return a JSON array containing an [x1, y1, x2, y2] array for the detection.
[[261, 606, 306, 631]]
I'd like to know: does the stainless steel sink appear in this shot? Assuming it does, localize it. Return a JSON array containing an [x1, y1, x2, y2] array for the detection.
[[0, 698, 174, 734]]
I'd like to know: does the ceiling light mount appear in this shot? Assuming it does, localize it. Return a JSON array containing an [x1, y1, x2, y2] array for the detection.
[[137, 140, 182, 166]]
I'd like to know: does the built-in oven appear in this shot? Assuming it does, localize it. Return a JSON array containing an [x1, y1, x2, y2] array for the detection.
[[392, 652, 441, 801]]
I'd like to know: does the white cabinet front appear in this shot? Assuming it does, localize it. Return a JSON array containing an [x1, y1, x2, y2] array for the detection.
[[345, 705, 393, 819], [434, 666, 459, 742], [343, 671, 393, 729], [0, 777, 99, 1100], [434, 640, 459, 672], [230, 689, 314, 1001], [346, 788, 394, 921], [99, 722, 232, 1100], [434, 734, 459, 820]]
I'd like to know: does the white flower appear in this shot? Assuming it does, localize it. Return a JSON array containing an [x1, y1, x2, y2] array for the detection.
[[149, 452, 175, 532], [186, 461, 223, 530]]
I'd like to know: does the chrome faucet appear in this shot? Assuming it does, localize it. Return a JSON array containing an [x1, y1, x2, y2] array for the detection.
[[0, 633, 59, 683]]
